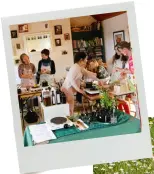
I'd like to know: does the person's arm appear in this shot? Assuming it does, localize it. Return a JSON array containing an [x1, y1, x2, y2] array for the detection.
[[50, 60, 56, 74], [18, 64, 23, 78], [82, 68, 105, 86], [71, 74, 83, 93], [37, 60, 42, 74], [68, 67, 85, 94], [82, 68, 97, 80], [18, 64, 30, 79], [32, 64, 36, 74]]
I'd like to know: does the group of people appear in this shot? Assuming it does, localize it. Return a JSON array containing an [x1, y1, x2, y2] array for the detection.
[[17, 41, 139, 117], [18, 49, 56, 87], [61, 41, 139, 117]]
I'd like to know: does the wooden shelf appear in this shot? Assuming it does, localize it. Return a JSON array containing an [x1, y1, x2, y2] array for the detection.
[[71, 30, 102, 40]]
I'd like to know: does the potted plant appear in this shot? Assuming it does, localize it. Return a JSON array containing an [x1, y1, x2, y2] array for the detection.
[[97, 89, 117, 123]]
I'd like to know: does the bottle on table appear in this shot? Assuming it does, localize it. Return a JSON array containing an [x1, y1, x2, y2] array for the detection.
[[111, 108, 117, 124], [61, 92, 66, 104], [43, 88, 51, 106], [56, 88, 61, 104], [51, 90, 56, 105]]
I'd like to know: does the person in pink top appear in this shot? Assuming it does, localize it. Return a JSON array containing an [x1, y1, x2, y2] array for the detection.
[[61, 52, 104, 116], [117, 41, 141, 124], [117, 41, 134, 75]]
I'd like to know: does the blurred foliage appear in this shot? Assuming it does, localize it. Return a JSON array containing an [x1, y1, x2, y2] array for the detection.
[[93, 117, 154, 174]]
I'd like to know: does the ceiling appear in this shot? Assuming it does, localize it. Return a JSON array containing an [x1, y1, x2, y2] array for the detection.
[[70, 11, 127, 26], [91, 11, 126, 21], [70, 16, 96, 27]]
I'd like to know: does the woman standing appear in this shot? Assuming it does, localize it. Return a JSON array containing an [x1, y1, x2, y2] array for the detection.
[[107, 44, 128, 82], [117, 41, 140, 119], [107, 45, 130, 115], [61, 52, 103, 116], [37, 49, 56, 86], [117, 41, 134, 74], [18, 53, 36, 87]]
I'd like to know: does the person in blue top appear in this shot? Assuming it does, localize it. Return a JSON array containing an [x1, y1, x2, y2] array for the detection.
[[37, 49, 56, 85]]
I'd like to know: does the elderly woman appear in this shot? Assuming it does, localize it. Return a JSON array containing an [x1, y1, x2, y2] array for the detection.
[[18, 53, 36, 87], [61, 52, 104, 116]]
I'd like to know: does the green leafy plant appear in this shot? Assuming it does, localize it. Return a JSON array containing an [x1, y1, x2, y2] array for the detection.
[[99, 90, 117, 110]]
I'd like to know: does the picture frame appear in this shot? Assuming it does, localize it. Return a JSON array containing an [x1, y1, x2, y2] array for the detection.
[[18, 24, 28, 33], [113, 30, 125, 46], [54, 25, 62, 35], [1, 2, 152, 174], [45, 23, 48, 29], [11, 30, 17, 38], [16, 43, 21, 49], [64, 33, 70, 40], [55, 38, 61, 46]]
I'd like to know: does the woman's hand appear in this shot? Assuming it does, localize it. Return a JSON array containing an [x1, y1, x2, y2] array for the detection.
[[98, 80, 104, 86], [41, 70, 46, 74], [120, 70, 127, 79], [29, 74, 34, 79], [79, 89, 86, 96], [46, 70, 51, 74], [115, 67, 123, 72]]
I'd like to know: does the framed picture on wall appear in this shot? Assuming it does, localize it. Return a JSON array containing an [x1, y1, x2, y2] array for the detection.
[[16, 44, 21, 49], [113, 30, 125, 46], [55, 38, 61, 46], [54, 25, 62, 35], [18, 24, 28, 33], [64, 33, 70, 40], [11, 30, 18, 38], [45, 23, 49, 29]]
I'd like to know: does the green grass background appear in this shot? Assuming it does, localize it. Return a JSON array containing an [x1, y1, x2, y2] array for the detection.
[[93, 117, 154, 174]]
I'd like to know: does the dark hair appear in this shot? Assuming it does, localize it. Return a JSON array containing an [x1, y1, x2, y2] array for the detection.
[[41, 49, 50, 56], [117, 41, 131, 50], [121, 55, 128, 62], [112, 45, 121, 64], [74, 52, 87, 63], [112, 44, 128, 64], [86, 59, 98, 73], [20, 53, 28, 64]]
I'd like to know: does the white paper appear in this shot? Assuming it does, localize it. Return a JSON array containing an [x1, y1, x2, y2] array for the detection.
[[29, 124, 57, 144], [74, 119, 89, 131]]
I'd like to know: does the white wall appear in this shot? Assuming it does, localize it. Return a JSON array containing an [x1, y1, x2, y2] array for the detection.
[[102, 13, 130, 65], [10, 19, 74, 81], [50, 18, 74, 80]]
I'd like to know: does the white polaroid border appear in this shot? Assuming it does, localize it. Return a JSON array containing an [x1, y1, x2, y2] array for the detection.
[[1, 1, 152, 174]]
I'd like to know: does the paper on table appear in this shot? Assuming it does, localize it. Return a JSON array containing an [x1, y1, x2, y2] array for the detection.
[[29, 124, 57, 144], [74, 119, 89, 131]]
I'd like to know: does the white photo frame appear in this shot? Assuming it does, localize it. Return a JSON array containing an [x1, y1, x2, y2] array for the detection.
[[1, 1, 152, 174]]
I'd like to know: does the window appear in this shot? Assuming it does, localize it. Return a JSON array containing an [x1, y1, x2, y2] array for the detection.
[[24, 33, 52, 53]]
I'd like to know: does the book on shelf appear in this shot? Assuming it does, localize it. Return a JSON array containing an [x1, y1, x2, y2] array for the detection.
[[72, 38, 103, 49], [71, 22, 101, 32]]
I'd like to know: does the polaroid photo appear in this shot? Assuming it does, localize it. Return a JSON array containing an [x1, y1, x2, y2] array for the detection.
[[1, 1, 152, 174]]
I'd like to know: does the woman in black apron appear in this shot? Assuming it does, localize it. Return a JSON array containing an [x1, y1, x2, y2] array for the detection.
[[37, 49, 56, 86]]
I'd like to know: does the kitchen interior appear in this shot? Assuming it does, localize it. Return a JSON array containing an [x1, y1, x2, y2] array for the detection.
[[10, 11, 141, 146]]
